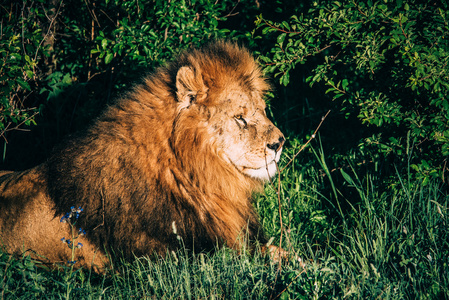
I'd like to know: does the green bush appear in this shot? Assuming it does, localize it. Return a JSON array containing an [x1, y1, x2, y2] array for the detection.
[[0, 0, 51, 142], [91, 0, 238, 68], [256, 0, 449, 184]]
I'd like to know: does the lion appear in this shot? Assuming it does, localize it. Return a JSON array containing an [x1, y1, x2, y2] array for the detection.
[[0, 41, 286, 270]]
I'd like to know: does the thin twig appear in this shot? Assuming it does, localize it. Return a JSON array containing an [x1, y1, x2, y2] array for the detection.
[[222, 0, 240, 18], [276, 160, 283, 268], [280, 110, 330, 173], [33, 0, 64, 63], [265, 111, 330, 299], [0, 111, 39, 142]]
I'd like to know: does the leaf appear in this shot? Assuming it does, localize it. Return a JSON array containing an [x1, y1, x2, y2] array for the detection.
[[10, 53, 22, 60], [16, 78, 31, 91], [342, 79, 349, 90], [340, 169, 355, 186], [277, 33, 287, 45], [262, 26, 272, 35], [25, 70, 34, 79], [105, 53, 114, 64]]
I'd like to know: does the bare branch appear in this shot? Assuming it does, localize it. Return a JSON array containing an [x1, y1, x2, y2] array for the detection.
[[281, 110, 331, 173]]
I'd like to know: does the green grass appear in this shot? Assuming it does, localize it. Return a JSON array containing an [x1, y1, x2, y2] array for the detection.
[[1, 143, 448, 299]]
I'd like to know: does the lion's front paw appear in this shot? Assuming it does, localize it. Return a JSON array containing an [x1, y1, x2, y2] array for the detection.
[[263, 244, 306, 268]]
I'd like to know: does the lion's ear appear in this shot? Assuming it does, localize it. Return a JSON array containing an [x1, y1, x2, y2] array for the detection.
[[176, 66, 207, 108]]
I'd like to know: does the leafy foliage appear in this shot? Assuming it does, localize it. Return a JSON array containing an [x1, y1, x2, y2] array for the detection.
[[0, 0, 51, 141], [256, 0, 449, 184]]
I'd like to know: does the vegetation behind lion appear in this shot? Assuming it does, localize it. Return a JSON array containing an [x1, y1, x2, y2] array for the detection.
[[0, 41, 285, 270]]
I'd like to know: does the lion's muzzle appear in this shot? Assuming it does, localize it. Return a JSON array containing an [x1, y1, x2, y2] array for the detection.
[[267, 136, 285, 153]]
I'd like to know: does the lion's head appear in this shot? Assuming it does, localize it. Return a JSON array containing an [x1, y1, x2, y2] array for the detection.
[[170, 42, 284, 181]]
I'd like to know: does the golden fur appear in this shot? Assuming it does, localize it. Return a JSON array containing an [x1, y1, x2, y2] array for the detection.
[[0, 42, 285, 270]]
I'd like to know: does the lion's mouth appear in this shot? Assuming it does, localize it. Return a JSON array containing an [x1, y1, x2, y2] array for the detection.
[[242, 159, 278, 180], [244, 147, 282, 180], [230, 147, 282, 180]]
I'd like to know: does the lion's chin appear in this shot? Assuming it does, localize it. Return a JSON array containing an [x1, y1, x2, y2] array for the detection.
[[243, 161, 278, 181]]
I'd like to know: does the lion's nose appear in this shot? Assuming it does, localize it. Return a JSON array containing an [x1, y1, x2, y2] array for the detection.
[[267, 136, 285, 152]]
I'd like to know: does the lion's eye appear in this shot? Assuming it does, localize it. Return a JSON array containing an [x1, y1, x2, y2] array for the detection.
[[234, 115, 248, 129]]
